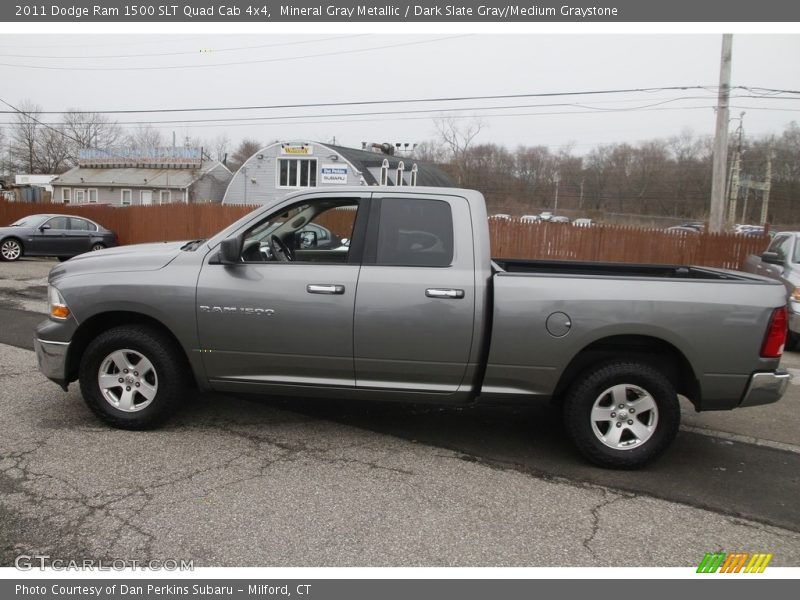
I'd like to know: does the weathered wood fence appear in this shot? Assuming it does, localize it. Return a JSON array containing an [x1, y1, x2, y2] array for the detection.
[[0, 201, 771, 270]]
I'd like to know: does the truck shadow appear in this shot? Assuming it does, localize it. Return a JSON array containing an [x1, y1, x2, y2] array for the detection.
[[204, 391, 800, 534]]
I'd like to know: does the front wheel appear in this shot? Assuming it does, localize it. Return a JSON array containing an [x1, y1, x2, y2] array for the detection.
[[79, 326, 188, 429], [90, 243, 106, 252], [563, 360, 680, 469], [1, 238, 23, 261]]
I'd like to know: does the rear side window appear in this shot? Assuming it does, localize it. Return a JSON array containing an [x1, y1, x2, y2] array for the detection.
[[69, 218, 95, 231], [376, 198, 454, 267]]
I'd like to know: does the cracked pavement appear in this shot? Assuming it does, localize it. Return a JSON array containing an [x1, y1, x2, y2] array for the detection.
[[1, 259, 800, 567], [2, 341, 800, 567]]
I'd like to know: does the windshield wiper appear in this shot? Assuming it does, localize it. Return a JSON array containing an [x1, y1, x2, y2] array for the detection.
[[180, 239, 206, 251]]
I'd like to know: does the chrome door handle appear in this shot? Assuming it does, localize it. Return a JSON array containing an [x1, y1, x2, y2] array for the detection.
[[307, 284, 345, 295], [426, 288, 465, 299]]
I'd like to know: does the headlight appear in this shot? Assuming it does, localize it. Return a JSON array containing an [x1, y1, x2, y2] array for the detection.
[[48, 285, 71, 320]]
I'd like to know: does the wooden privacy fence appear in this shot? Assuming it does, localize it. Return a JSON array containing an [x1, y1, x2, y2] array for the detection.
[[489, 219, 771, 270], [0, 201, 772, 270]]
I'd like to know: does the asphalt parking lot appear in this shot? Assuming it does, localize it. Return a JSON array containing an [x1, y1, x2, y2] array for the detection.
[[1, 258, 800, 567]]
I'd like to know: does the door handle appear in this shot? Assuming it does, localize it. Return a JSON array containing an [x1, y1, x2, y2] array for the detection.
[[307, 284, 345, 295], [426, 288, 465, 299]]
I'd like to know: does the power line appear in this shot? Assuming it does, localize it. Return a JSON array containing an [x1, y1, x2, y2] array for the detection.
[[0, 86, 722, 114], [0, 35, 367, 59], [0, 35, 472, 71]]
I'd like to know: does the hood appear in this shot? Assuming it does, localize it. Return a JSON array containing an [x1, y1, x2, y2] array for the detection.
[[49, 241, 189, 282]]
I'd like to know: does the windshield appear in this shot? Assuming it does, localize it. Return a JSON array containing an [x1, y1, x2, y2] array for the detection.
[[10, 215, 48, 227]]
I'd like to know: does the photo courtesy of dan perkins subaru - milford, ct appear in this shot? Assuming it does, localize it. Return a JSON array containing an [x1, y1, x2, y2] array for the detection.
[[34, 186, 790, 469]]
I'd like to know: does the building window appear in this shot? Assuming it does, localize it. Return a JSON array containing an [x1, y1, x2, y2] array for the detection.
[[159, 190, 171, 204], [62, 188, 72, 204], [277, 158, 317, 188], [74, 189, 86, 204], [121, 189, 132, 206], [88, 189, 98, 203]]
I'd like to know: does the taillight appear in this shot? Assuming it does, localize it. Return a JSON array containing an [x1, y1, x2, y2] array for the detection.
[[761, 306, 788, 358]]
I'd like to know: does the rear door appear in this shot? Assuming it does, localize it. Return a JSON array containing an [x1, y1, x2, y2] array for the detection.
[[353, 193, 476, 394], [66, 217, 97, 255]]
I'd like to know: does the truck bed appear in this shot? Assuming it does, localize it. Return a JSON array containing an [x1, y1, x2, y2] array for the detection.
[[492, 258, 761, 281]]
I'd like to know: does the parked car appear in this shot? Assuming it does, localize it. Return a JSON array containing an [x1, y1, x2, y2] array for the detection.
[[551, 215, 570, 224], [573, 218, 594, 227], [735, 224, 766, 237], [489, 213, 512, 220], [539, 211, 553, 221], [665, 225, 701, 234], [35, 187, 790, 469], [743, 231, 800, 349], [520, 215, 541, 223], [0, 214, 117, 262]]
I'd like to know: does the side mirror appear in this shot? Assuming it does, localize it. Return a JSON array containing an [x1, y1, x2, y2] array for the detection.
[[39, 224, 51, 232], [761, 251, 784, 266], [296, 230, 318, 249], [219, 235, 242, 264]]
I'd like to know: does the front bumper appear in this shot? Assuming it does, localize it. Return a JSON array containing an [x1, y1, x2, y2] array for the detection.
[[34, 337, 70, 391], [739, 370, 791, 407]]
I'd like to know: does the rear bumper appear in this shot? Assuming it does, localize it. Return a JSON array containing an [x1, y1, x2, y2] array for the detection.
[[739, 370, 790, 407], [34, 337, 69, 391]]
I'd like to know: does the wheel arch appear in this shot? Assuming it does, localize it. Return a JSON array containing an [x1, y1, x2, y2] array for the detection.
[[1, 235, 25, 254], [553, 334, 700, 408], [66, 311, 195, 386]]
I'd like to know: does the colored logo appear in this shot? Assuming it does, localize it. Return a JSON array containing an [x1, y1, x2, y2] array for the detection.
[[697, 552, 773, 573]]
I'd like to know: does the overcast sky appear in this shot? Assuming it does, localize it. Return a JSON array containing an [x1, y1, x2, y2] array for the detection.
[[1, 33, 798, 154]]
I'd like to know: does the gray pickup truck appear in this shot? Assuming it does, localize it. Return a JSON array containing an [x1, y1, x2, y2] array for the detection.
[[34, 187, 790, 469]]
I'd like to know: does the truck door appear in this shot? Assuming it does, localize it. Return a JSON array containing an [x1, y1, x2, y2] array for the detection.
[[195, 194, 367, 392], [353, 194, 476, 394]]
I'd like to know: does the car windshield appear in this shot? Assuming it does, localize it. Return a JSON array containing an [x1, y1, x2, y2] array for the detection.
[[10, 215, 48, 227]]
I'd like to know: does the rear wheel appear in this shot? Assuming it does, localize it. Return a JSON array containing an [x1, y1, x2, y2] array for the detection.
[[1, 238, 23, 261], [563, 360, 680, 469], [79, 326, 188, 429], [90, 243, 106, 251]]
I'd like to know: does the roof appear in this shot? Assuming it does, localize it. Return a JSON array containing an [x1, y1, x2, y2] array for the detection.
[[51, 160, 229, 189], [324, 144, 454, 187]]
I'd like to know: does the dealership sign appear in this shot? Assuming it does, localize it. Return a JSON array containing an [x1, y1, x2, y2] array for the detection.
[[321, 164, 348, 184]]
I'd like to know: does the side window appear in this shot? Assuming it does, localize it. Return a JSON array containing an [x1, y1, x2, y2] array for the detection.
[[768, 235, 792, 261], [69, 218, 94, 231], [375, 198, 454, 267], [45, 217, 69, 230], [240, 199, 359, 264]]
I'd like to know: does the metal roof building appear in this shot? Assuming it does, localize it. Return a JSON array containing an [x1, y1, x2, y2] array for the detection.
[[222, 141, 454, 205]]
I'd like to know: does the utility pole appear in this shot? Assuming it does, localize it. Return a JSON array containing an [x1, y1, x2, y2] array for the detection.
[[553, 171, 561, 215], [760, 148, 773, 225], [709, 34, 733, 233], [727, 112, 745, 226]]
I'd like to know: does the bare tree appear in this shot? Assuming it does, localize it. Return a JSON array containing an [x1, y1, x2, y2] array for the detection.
[[35, 126, 72, 174], [125, 124, 164, 151], [434, 116, 484, 184], [7, 99, 42, 173], [227, 138, 262, 172], [63, 109, 123, 159]]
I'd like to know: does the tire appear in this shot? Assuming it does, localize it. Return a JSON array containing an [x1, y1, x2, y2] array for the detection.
[[787, 331, 800, 352], [79, 325, 188, 429], [90, 243, 105, 252], [0, 238, 23, 262], [563, 360, 680, 469]]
